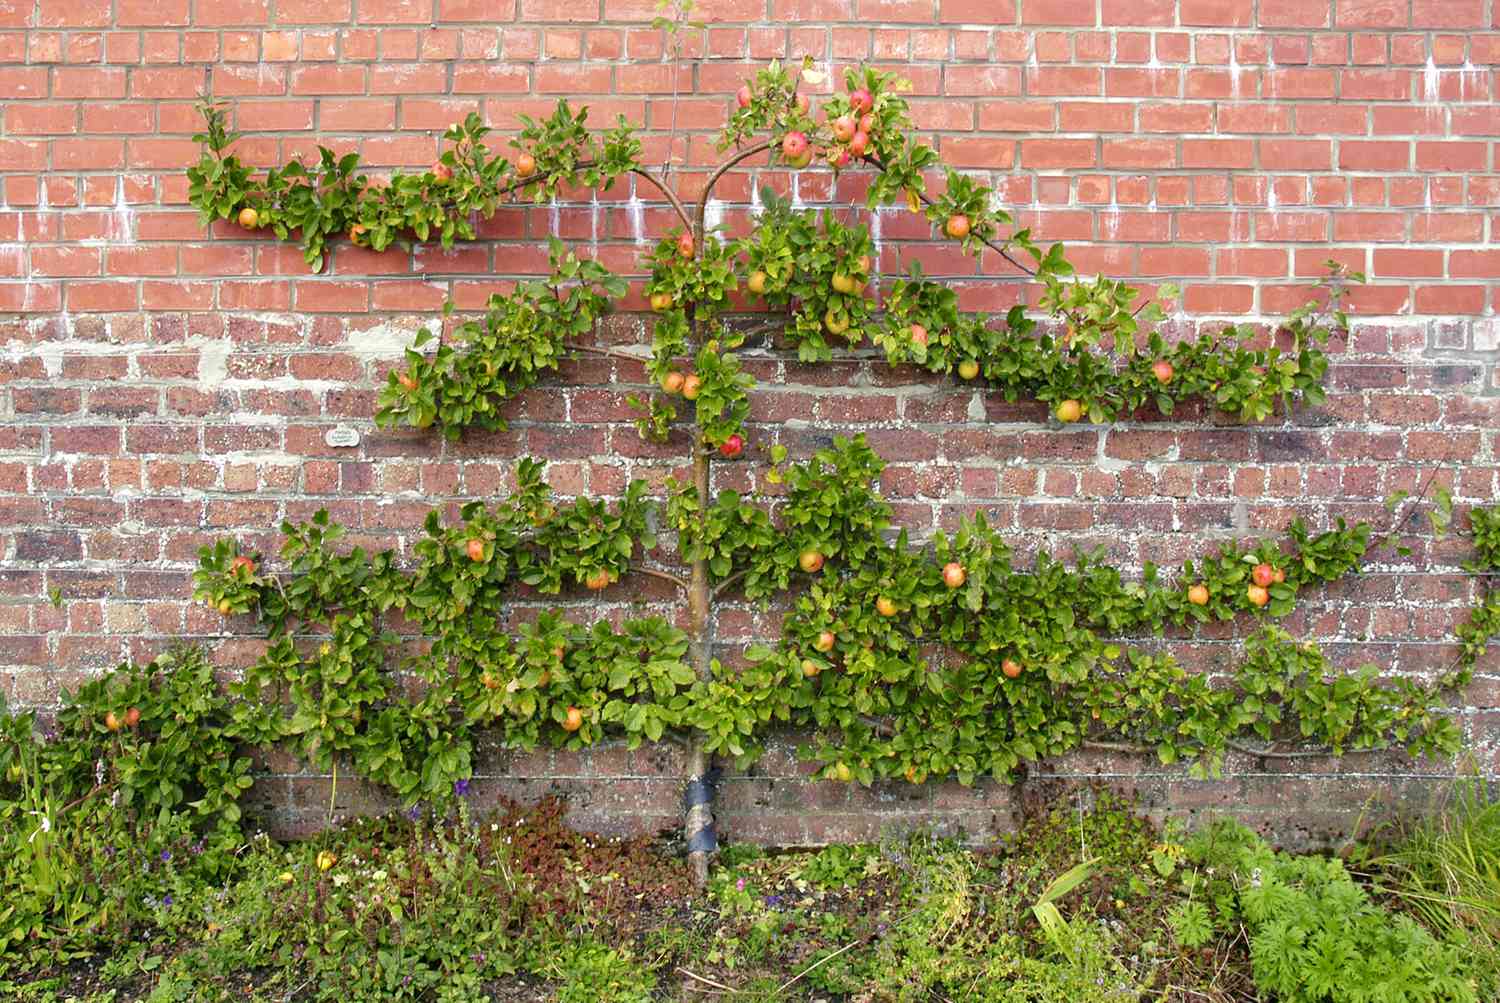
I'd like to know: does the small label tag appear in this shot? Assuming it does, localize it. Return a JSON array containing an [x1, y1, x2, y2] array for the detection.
[[325, 425, 360, 448]]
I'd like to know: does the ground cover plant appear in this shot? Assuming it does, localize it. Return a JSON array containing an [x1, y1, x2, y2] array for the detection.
[[2, 688, 1494, 1003]]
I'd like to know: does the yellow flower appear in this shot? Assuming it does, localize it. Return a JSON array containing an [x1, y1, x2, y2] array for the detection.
[[278, 871, 294, 883], [316, 850, 337, 872]]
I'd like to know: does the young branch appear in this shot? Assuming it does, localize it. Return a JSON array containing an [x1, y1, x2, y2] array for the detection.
[[629, 166, 694, 233], [630, 565, 690, 593], [695, 140, 774, 239]]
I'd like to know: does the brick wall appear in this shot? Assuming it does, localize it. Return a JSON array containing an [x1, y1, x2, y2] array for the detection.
[[2, 0, 1498, 846]]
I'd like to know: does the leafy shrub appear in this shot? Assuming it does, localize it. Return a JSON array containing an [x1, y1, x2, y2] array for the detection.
[[0, 648, 250, 970], [1181, 820, 1477, 1003]]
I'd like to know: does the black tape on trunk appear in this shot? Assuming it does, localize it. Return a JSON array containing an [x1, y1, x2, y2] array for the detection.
[[684, 767, 721, 854]]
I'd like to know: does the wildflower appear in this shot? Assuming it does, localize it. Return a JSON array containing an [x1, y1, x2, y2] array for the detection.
[[278, 871, 294, 883], [736, 877, 746, 891], [405, 805, 422, 822], [454, 778, 471, 797], [162, 894, 173, 907], [316, 850, 337, 872], [160, 849, 172, 863]]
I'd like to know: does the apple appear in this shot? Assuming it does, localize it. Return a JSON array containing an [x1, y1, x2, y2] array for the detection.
[[942, 562, 966, 589], [944, 214, 971, 239], [348, 223, 367, 244], [833, 762, 852, 782], [397, 370, 418, 391], [795, 93, 810, 114], [831, 115, 856, 143], [562, 706, 583, 732], [859, 112, 876, 134], [957, 359, 980, 381], [585, 569, 611, 591], [1272, 567, 1286, 584], [681, 374, 702, 400], [909, 323, 928, 347], [124, 707, 140, 728], [480, 671, 499, 690], [515, 152, 536, 178], [798, 549, 825, 573], [781, 131, 809, 160], [787, 150, 813, 169], [1252, 563, 1275, 588], [824, 309, 850, 335], [736, 84, 753, 108], [813, 630, 836, 653], [904, 766, 919, 784], [875, 596, 897, 617], [217, 598, 233, 614], [104, 711, 122, 732], [1187, 584, 1210, 606], [466, 538, 485, 562], [649, 291, 674, 311], [676, 232, 694, 258], [1055, 399, 1083, 423], [661, 371, 685, 395], [719, 434, 744, 459], [230, 555, 256, 575], [801, 659, 821, 678], [831, 272, 856, 294], [237, 207, 259, 229], [849, 131, 869, 157], [1152, 359, 1175, 384], [849, 87, 873, 113], [856, 254, 872, 274], [431, 161, 453, 183], [1001, 658, 1022, 679], [747, 270, 768, 295], [829, 149, 850, 169], [1247, 584, 1270, 607]]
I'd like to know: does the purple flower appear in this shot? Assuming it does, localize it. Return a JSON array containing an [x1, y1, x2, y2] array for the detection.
[[736, 877, 746, 891], [162, 894, 173, 907], [405, 804, 422, 821], [454, 779, 471, 797], [160, 849, 172, 863]]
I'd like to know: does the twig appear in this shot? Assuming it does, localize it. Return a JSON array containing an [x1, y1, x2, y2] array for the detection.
[[630, 166, 693, 233], [777, 937, 862, 993], [710, 568, 750, 600], [864, 155, 1038, 277], [676, 967, 737, 993], [631, 565, 690, 592], [695, 140, 774, 239]]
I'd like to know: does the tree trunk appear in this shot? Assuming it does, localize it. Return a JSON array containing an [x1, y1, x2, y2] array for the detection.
[[683, 444, 715, 888]]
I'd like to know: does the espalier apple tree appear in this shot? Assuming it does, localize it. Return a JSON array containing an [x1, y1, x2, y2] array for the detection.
[[187, 60, 1476, 884]]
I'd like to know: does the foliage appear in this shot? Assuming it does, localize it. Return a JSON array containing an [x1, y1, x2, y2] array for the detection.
[[0, 649, 250, 971], [1178, 819, 1477, 1003], [375, 238, 627, 439], [1361, 779, 1500, 998]]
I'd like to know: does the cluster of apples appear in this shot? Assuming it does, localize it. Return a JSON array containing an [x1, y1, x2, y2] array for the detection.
[[103, 706, 142, 732], [1183, 561, 1282, 610], [659, 368, 744, 456], [821, 86, 877, 170], [206, 555, 258, 615]]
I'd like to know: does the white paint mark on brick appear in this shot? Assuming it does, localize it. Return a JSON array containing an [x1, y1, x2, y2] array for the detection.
[[197, 340, 230, 387], [343, 319, 424, 362]]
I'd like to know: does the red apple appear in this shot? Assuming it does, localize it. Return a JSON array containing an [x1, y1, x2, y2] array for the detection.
[[681, 374, 702, 400], [515, 152, 536, 178], [1152, 359, 1175, 384], [831, 115, 856, 143], [125, 707, 140, 728], [944, 214, 971, 239], [942, 562, 966, 589], [1252, 563, 1275, 588], [829, 149, 851, 169], [466, 539, 485, 562], [1247, 584, 1270, 607], [781, 131, 809, 160], [719, 434, 744, 459], [848, 131, 869, 157], [736, 84, 753, 108], [909, 323, 928, 347], [1001, 658, 1022, 679], [431, 161, 453, 183], [850, 87, 873, 113], [799, 549, 825, 573], [813, 630, 836, 653], [661, 371, 685, 395], [676, 232, 694, 258], [795, 93, 810, 114], [859, 112, 876, 133], [562, 706, 583, 732]]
